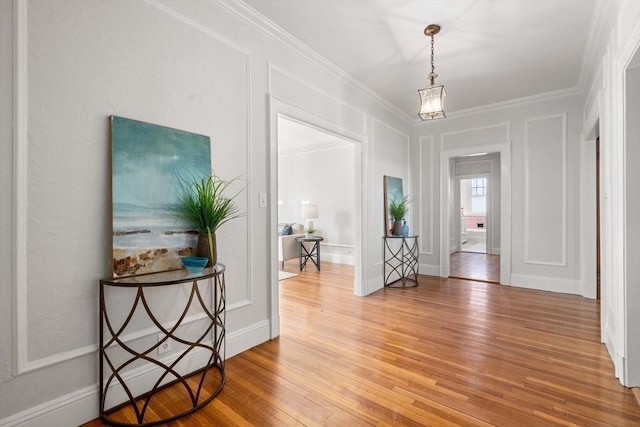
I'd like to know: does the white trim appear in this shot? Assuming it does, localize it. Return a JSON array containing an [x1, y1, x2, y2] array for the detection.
[[0, 385, 98, 427], [226, 319, 272, 357], [619, 15, 640, 387], [510, 274, 581, 295], [145, 0, 251, 55], [416, 88, 582, 123], [419, 263, 441, 277], [523, 113, 568, 267], [440, 143, 511, 285], [367, 275, 384, 294], [268, 96, 367, 338], [418, 135, 434, 255], [579, 135, 598, 300], [454, 160, 492, 177], [577, 0, 621, 93], [278, 139, 352, 156], [321, 254, 356, 266], [13, 0, 28, 376], [319, 243, 356, 266]]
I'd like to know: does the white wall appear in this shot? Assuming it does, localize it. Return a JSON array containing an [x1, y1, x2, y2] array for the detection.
[[371, 119, 411, 288], [581, 0, 640, 387], [414, 94, 584, 294], [0, 0, 411, 425], [278, 142, 356, 265], [624, 62, 640, 387]]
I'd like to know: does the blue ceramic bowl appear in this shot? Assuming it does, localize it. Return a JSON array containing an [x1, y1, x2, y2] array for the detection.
[[182, 256, 209, 273]]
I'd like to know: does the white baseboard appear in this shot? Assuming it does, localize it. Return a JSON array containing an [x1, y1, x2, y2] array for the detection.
[[419, 263, 441, 277], [603, 319, 624, 382], [226, 319, 271, 358], [0, 384, 98, 427], [0, 319, 272, 427], [509, 273, 581, 295], [322, 253, 355, 265], [365, 275, 384, 296]]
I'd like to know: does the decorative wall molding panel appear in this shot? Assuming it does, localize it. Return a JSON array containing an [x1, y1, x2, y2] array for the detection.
[[455, 159, 493, 176], [14, 0, 253, 375], [510, 273, 580, 295], [441, 123, 510, 151], [524, 113, 567, 266], [419, 135, 434, 255]]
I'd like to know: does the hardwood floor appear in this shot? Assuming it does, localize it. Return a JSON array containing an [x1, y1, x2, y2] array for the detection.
[[450, 252, 500, 283], [85, 262, 640, 426]]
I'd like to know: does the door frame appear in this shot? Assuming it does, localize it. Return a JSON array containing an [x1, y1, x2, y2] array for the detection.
[[268, 96, 366, 339], [456, 173, 491, 254], [440, 143, 511, 284]]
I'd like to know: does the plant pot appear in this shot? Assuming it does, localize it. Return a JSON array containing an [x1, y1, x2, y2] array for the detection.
[[392, 220, 403, 236], [196, 233, 217, 267]]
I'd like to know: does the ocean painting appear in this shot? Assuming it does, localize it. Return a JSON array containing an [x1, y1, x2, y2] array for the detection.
[[383, 176, 403, 236], [111, 116, 211, 277]]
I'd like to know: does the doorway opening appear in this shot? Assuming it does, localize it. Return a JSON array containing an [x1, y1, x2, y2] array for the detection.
[[448, 153, 502, 283], [460, 177, 488, 254], [275, 116, 357, 276], [441, 146, 510, 285], [268, 98, 365, 339]]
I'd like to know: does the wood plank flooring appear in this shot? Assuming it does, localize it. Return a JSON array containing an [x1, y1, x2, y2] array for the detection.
[[450, 252, 500, 283], [85, 262, 640, 426]]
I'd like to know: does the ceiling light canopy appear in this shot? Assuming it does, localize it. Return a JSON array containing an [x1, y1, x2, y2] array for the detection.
[[418, 24, 446, 121]]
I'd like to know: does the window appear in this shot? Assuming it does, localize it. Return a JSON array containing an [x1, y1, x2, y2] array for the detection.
[[471, 178, 486, 196], [470, 178, 487, 214]]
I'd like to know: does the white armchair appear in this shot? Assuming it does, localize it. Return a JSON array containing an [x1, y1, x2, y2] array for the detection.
[[278, 223, 305, 269]]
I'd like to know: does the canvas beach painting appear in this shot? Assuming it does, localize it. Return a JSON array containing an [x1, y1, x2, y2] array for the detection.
[[383, 175, 403, 236], [110, 116, 211, 277]]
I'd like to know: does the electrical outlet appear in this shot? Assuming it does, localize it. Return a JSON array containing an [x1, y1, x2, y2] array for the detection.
[[259, 192, 267, 208], [157, 334, 171, 355]]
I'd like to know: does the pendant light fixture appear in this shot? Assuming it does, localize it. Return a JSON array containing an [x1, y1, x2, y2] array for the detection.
[[418, 24, 446, 120]]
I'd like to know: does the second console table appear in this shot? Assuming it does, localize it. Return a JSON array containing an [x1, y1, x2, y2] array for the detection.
[[383, 235, 419, 288]]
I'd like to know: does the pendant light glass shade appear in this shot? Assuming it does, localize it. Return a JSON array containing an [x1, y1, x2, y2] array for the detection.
[[418, 24, 446, 120], [418, 84, 446, 120]]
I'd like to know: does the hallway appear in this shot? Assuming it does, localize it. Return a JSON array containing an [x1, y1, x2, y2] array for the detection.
[[450, 251, 500, 283]]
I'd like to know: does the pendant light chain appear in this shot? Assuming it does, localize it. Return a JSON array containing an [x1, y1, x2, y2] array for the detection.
[[430, 34, 435, 81]]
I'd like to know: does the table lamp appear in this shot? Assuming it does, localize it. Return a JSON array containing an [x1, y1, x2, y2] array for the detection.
[[301, 203, 319, 231]]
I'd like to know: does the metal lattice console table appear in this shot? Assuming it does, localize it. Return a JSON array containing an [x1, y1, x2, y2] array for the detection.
[[99, 264, 226, 426], [383, 235, 419, 288]]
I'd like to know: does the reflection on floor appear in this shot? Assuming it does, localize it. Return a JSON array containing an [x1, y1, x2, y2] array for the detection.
[[461, 228, 486, 253], [450, 251, 500, 283]]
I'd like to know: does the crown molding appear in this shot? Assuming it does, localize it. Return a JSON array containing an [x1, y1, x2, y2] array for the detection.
[[577, 0, 622, 94], [216, 0, 413, 124], [414, 86, 582, 124]]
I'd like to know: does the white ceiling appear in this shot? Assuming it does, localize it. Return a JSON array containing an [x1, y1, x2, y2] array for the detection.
[[243, 0, 596, 120]]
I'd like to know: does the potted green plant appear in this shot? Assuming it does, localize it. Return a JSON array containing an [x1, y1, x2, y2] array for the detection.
[[306, 226, 316, 238], [389, 194, 411, 236], [174, 171, 245, 267]]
